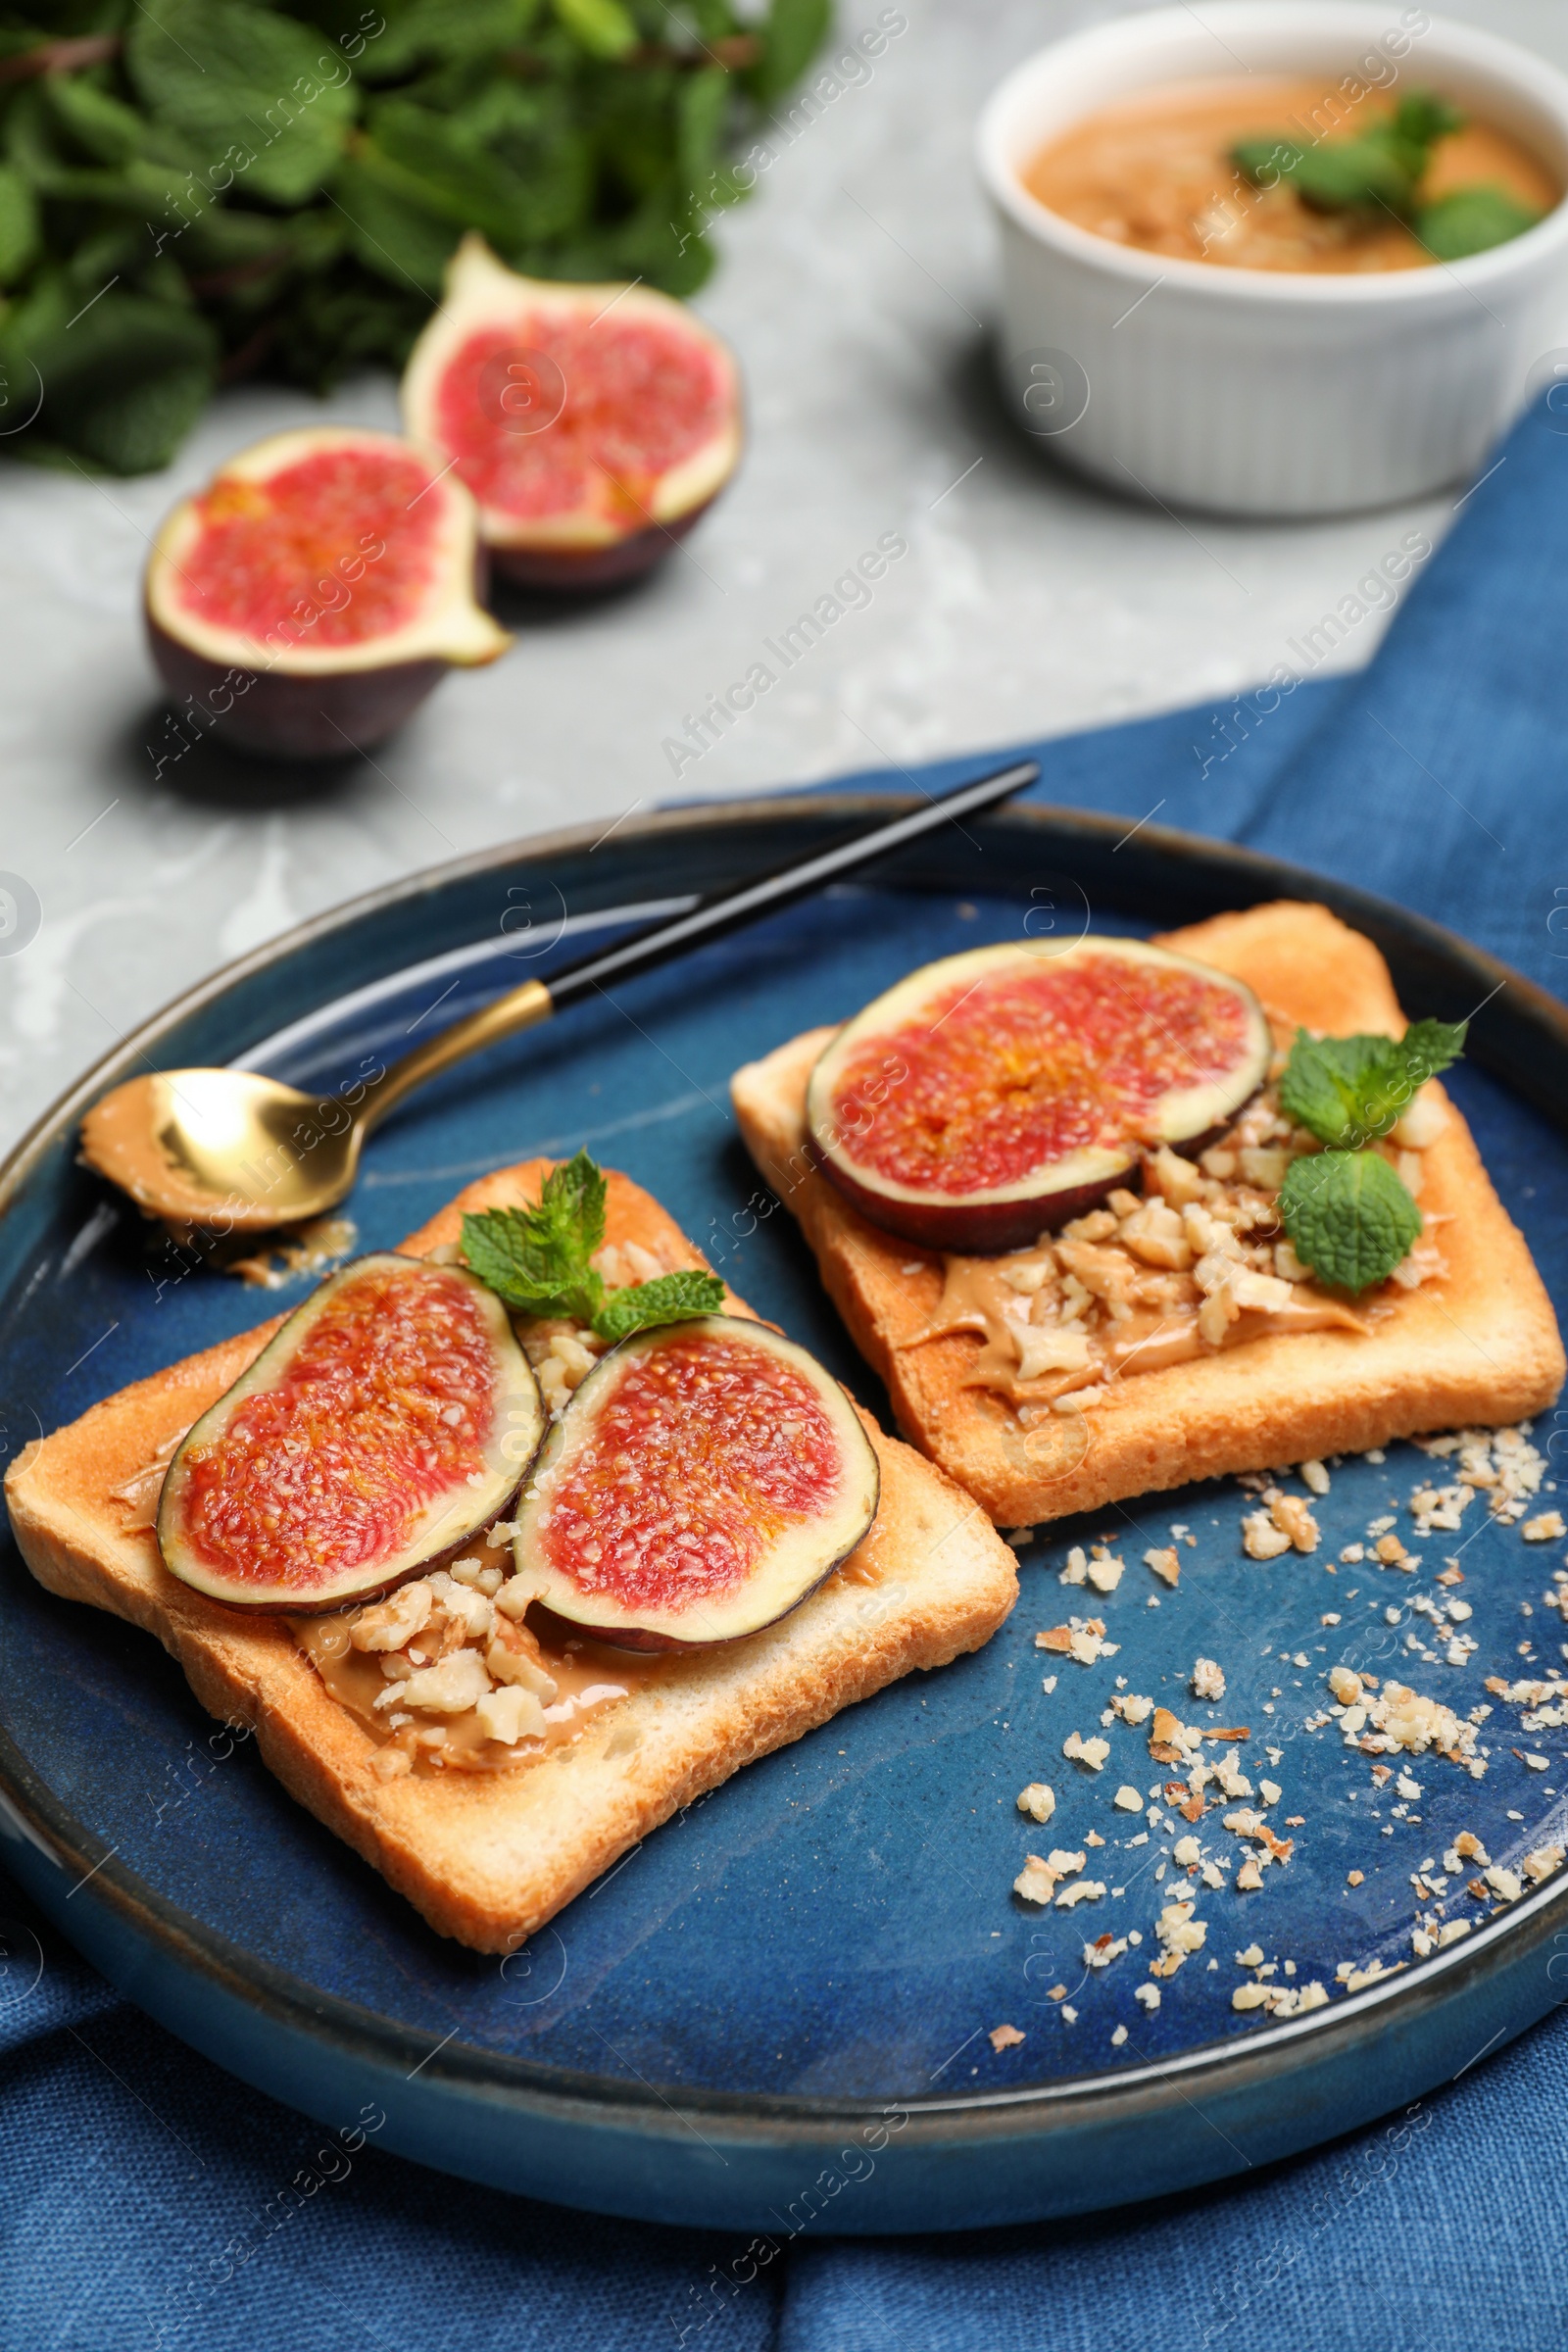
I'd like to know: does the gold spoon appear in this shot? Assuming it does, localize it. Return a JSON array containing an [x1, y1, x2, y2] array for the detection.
[[80, 760, 1040, 1237]]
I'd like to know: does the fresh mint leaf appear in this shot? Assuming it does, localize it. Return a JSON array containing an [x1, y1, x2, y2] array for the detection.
[[12, 280, 218, 473], [551, 0, 637, 62], [1279, 1150, 1423, 1295], [544, 1147, 607, 1260], [0, 164, 39, 284], [462, 1151, 726, 1341], [1391, 91, 1466, 161], [592, 1269, 726, 1344], [1417, 186, 1543, 260], [1232, 90, 1465, 220], [1289, 135, 1414, 218], [330, 150, 464, 295], [1278, 1019, 1465, 1149], [749, 0, 832, 102], [126, 0, 356, 207], [1231, 136, 1303, 189], [461, 1147, 607, 1323], [43, 74, 146, 171]]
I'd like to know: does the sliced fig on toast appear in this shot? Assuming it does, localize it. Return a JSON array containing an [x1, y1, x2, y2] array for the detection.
[[145, 425, 510, 758], [401, 235, 742, 591], [807, 938, 1271, 1253], [158, 1254, 543, 1613], [510, 1316, 879, 1651]]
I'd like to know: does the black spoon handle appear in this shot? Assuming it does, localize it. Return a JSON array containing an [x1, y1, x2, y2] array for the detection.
[[361, 757, 1039, 1129], [544, 756, 1041, 1013]]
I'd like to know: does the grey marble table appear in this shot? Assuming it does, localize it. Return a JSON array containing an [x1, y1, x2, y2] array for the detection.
[[0, 0, 1555, 1152]]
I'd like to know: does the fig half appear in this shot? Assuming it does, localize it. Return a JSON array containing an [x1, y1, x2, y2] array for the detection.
[[158, 1254, 544, 1613], [807, 938, 1271, 1253], [145, 425, 510, 758], [401, 235, 743, 591], [510, 1316, 880, 1651]]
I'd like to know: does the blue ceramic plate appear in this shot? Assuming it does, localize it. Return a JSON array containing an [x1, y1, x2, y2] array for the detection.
[[2, 795, 1567, 2235]]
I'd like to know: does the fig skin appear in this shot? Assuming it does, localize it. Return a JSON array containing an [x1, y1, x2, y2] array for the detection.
[[146, 612, 451, 760], [488, 502, 714, 595], [804, 1128, 1140, 1255]]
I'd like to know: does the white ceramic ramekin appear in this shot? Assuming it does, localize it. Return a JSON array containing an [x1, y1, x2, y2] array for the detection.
[[977, 3, 1568, 514]]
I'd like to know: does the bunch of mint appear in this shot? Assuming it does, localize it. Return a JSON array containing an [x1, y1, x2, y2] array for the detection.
[[1233, 91, 1543, 261], [0, 0, 827, 474], [1276, 1017, 1466, 1294], [462, 1148, 725, 1341]]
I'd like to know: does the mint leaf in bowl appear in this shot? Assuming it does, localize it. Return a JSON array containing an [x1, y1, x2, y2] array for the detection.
[[1417, 186, 1544, 260]]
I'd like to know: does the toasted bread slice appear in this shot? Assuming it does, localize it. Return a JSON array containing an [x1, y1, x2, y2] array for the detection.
[[730, 901, 1565, 1526], [5, 1163, 1017, 1953]]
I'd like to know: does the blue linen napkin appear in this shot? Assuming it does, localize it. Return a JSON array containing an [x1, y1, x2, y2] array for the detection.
[[4, 396, 1567, 2352]]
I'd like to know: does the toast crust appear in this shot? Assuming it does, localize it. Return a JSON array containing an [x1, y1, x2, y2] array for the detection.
[[729, 902, 1566, 1526], [5, 1164, 1017, 1952]]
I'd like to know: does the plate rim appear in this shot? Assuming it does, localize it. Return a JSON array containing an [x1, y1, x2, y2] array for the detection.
[[5, 791, 1567, 2146]]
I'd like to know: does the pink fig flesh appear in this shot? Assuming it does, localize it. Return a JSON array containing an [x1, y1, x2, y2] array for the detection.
[[158, 1255, 544, 1614], [510, 1316, 880, 1651], [806, 938, 1271, 1254], [402, 236, 742, 593]]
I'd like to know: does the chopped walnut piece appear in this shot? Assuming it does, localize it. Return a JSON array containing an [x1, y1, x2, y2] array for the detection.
[[1145, 1145, 1207, 1207], [1153, 1899, 1207, 1973], [1192, 1657, 1226, 1703], [989, 2023, 1026, 2052], [1145, 1546, 1181, 1587], [1016, 1783, 1056, 1824], [1013, 1855, 1058, 1905], [1118, 1197, 1193, 1271], [374, 1648, 492, 1715], [1086, 1547, 1125, 1594], [475, 1685, 546, 1744], [1054, 1879, 1107, 1909], [350, 1582, 433, 1652], [1268, 1491, 1320, 1553], [1523, 1511, 1567, 1543], [1063, 1731, 1110, 1772], [1243, 1508, 1293, 1561]]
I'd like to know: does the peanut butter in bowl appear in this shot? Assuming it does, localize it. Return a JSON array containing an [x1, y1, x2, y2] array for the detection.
[[1021, 74, 1558, 273]]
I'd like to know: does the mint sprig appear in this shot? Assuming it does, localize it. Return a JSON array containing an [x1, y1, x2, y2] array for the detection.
[[1279, 1151, 1423, 1296], [461, 1149, 724, 1343], [1270, 1015, 1463, 1293], [0, 0, 830, 473], [1230, 92, 1543, 260], [1278, 1018, 1466, 1152], [1233, 92, 1464, 220]]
